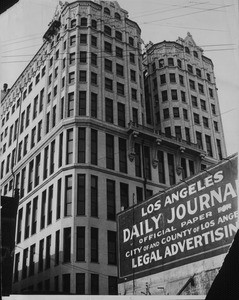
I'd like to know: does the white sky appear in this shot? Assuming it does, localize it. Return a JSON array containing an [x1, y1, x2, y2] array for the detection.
[[0, 0, 238, 155]]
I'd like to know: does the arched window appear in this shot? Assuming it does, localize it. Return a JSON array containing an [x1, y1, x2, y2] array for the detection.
[[104, 7, 110, 15], [71, 19, 76, 28], [185, 46, 190, 54], [91, 19, 97, 29], [115, 12, 121, 20], [159, 59, 164, 68], [129, 37, 134, 46], [193, 51, 198, 58], [81, 18, 87, 27]]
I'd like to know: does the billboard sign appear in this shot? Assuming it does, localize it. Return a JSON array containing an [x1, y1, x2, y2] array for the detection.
[[117, 154, 238, 282]]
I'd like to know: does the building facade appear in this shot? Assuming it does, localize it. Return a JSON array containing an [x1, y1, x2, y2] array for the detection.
[[0, 0, 227, 295]]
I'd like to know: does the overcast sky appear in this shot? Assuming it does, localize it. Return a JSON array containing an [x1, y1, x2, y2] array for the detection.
[[0, 0, 238, 155]]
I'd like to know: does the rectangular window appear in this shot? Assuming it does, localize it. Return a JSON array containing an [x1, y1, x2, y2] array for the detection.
[[69, 72, 75, 84], [158, 150, 165, 184], [79, 91, 86, 115], [76, 227, 85, 261], [169, 73, 176, 83], [23, 134, 28, 156], [173, 107, 180, 118], [105, 41, 112, 53], [80, 34, 87, 44], [132, 88, 137, 100], [191, 95, 197, 107], [171, 89, 178, 100], [117, 103, 125, 127], [194, 113, 200, 125], [77, 174, 85, 215], [68, 92, 74, 117], [116, 63, 124, 76], [43, 146, 49, 180], [31, 197, 38, 235], [108, 276, 118, 295], [91, 35, 97, 47], [181, 91, 186, 102], [189, 160, 195, 176], [78, 127, 86, 163], [58, 132, 63, 167], [205, 135, 213, 157], [91, 72, 97, 85], [175, 126, 182, 140], [200, 99, 207, 111], [50, 140, 55, 174], [203, 117, 209, 128], [17, 141, 22, 162], [105, 59, 112, 72], [38, 239, 44, 273], [91, 227, 98, 262], [76, 274, 85, 294], [106, 134, 114, 170], [117, 82, 124, 95], [91, 53, 97, 66], [63, 227, 71, 262], [22, 248, 28, 279], [45, 235, 51, 269], [196, 131, 203, 149], [41, 190, 46, 229], [189, 79, 195, 90], [116, 46, 123, 58], [135, 143, 142, 177], [70, 35, 76, 46], [119, 138, 127, 173], [167, 153, 175, 185], [108, 231, 117, 265], [144, 146, 151, 180], [69, 52, 76, 64], [14, 253, 20, 282], [47, 185, 53, 225], [107, 179, 116, 220], [130, 53, 135, 63], [65, 175, 72, 217], [56, 178, 61, 219], [91, 274, 99, 295], [91, 92, 97, 118], [31, 127, 36, 149], [162, 90, 168, 102], [25, 202, 31, 239], [91, 129, 98, 165], [79, 70, 87, 82], [217, 139, 223, 160], [55, 230, 60, 266], [115, 30, 122, 40], [16, 208, 23, 243], [20, 167, 26, 198], [198, 83, 204, 94], [181, 157, 187, 180], [80, 51, 87, 63], [37, 120, 42, 142], [105, 98, 113, 123], [120, 182, 129, 209], [46, 112, 50, 133], [66, 128, 73, 164], [105, 78, 113, 91], [185, 127, 191, 143], [91, 175, 98, 217], [130, 69, 136, 82]]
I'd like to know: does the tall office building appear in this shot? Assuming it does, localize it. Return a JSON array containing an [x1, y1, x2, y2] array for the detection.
[[0, 1, 227, 295]]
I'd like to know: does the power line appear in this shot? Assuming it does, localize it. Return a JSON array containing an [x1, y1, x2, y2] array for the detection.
[[139, 4, 233, 24]]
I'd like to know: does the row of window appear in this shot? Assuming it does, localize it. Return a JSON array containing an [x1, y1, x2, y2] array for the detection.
[[14, 240, 118, 295], [15, 226, 117, 281], [17, 273, 117, 295]]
